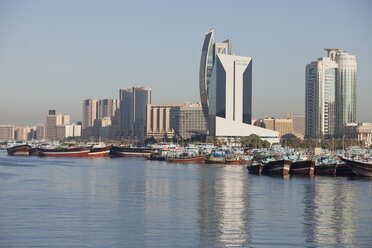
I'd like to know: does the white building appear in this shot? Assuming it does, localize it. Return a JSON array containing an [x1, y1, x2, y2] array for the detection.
[[207, 53, 279, 144], [199, 29, 279, 144], [56, 124, 81, 140], [306, 49, 357, 138]]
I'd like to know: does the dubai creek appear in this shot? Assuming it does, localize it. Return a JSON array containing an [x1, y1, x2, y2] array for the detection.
[[0, 151, 371, 248]]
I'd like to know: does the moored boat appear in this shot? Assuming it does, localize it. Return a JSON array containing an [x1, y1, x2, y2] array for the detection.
[[110, 146, 152, 157], [334, 163, 356, 176], [29, 147, 40, 156], [340, 157, 372, 177], [7, 144, 31, 156], [290, 160, 315, 176], [247, 162, 262, 175], [38, 146, 91, 157], [314, 164, 336, 176], [167, 154, 205, 163], [88, 145, 112, 157], [205, 152, 226, 164], [261, 159, 292, 176]]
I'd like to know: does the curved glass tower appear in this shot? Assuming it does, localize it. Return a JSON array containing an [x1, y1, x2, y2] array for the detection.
[[199, 28, 214, 120]]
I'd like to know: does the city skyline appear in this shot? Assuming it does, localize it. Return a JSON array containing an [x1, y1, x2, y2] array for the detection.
[[1, 0, 371, 126]]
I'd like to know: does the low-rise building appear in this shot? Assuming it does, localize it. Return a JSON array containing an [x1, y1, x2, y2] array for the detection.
[[56, 124, 81, 140], [286, 112, 305, 136], [343, 123, 372, 146], [254, 117, 293, 137], [0, 125, 15, 140], [0, 125, 14, 140], [145, 103, 185, 140], [170, 102, 207, 140]]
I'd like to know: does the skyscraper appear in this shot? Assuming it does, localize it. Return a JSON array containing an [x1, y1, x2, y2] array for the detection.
[[45, 110, 70, 140], [199, 29, 232, 121], [82, 99, 119, 130], [200, 29, 279, 143], [119, 86, 151, 139], [82, 99, 98, 130], [305, 49, 357, 138]]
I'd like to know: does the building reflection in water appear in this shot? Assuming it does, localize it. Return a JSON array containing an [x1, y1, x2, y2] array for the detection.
[[197, 165, 251, 247], [303, 178, 357, 247]]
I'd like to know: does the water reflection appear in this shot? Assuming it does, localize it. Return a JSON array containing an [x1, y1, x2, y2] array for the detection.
[[303, 178, 357, 247], [198, 165, 251, 247]]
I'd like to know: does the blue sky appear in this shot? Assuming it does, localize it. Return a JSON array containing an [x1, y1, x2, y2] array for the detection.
[[0, 0, 371, 125]]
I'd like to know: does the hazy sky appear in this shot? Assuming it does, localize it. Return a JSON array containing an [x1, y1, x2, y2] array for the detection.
[[0, 0, 371, 126]]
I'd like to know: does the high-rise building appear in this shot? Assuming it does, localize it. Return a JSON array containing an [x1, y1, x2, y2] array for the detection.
[[170, 102, 207, 140], [97, 99, 119, 122], [119, 88, 134, 136], [305, 49, 357, 138], [36, 124, 46, 140], [14, 126, 29, 141], [200, 29, 279, 143], [119, 87, 151, 139], [45, 110, 70, 140], [199, 29, 232, 120], [82, 99, 98, 130]]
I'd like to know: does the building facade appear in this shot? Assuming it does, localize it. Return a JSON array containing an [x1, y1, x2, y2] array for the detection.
[[82, 99, 98, 130], [46, 110, 70, 140], [305, 49, 357, 138], [286, 112, 305, 136], [343, 123, 372, 147], [56, 124, 81, 140], [146, 103, 183, 140], [200, 29, 278, 143], [119, 87, 151, 140], [170, 102, 207, 140], [36, 124, 46, 140], [254, 118, 293, 137], [82, 98, 119, 131], [199, 28, 232, 121], [0, 125, 15, 140]]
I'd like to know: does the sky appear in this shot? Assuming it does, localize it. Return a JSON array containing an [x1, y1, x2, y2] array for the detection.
[[0, 0, 371, 126]]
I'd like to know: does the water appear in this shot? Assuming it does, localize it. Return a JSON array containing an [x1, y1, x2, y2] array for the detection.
[[0, 150, 371, 248]]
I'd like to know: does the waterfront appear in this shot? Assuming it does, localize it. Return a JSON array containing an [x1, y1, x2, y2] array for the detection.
[[0, 150, 371, 247]]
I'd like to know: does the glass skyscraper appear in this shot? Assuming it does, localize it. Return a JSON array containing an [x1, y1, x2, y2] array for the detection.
[[199, 29, 232, 121]]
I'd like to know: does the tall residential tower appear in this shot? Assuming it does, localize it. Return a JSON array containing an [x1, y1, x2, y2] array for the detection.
[[305, 49, 357, 138]]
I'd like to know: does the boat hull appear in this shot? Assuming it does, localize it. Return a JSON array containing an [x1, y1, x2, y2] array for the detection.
[[7, 145, 31, 156], [167, 156, 205, 163], [29, 147, 40, 156], [110, 146, 152, 157], [290, 160, 315, 176], [88, 147, 111, 157], [247, 164, 262, 175], [341, 157, 372, 177], [335, 163, 356, 176], [261, 160, 292, 176], [314, 164, 336, 176], [38, 147, 91, 157]]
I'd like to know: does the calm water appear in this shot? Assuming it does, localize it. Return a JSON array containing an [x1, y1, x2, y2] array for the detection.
[[0, 150, 371, 248]]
